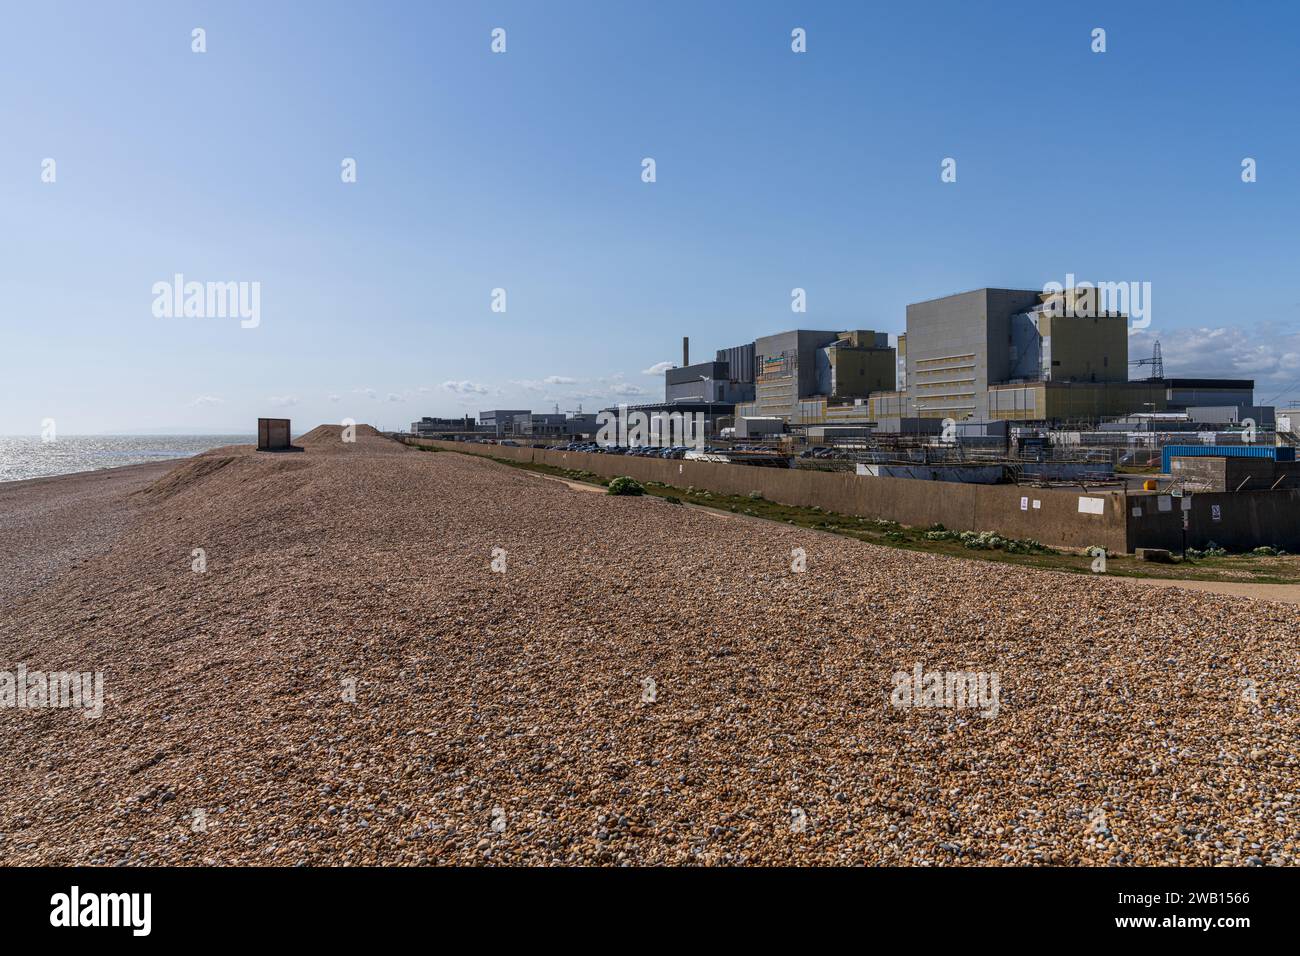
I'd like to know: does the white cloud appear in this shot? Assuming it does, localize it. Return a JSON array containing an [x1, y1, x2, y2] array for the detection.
[[386, 392, 402, 403], [544, 375, 576, 385], [268, 395, 300, 407], [328, 394, 341, 403], [442, 380, 490, 396], [1132, 325, 1300, 384], [641, 361, 674, 376], [353, 387, 377, 400], [190, 395, 223, 406], [609, 383, 646, 397]]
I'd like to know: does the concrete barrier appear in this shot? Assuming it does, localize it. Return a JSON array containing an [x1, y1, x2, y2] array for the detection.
[[412, 439, 1131, 553], [1126, 489, 1300, 552]]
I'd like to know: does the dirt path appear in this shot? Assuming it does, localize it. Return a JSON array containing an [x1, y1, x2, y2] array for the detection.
[[1124, 576, 1300, 605]]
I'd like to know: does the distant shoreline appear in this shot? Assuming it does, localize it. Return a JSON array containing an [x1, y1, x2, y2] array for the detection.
[[0, 435, 253, 485], [0, 458, 182, 489]]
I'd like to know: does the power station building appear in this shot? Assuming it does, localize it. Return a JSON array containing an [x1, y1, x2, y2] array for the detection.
[[869, 287, 1144, 422], [857, 287, 1256, 425], [735, 329, 897, 425]]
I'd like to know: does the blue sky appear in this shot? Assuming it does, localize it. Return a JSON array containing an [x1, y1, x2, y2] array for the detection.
[[3, 0, 1298, 433]]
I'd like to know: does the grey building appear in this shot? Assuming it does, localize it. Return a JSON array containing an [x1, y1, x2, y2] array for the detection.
[[1166, 379, 1255, 410], [509, 412, 600, 438], [749, 329, 895, 420], [1183, 405, 1273, 427], [715, 343, 756, 384], [479, 409, 531, 436], [665, 361, 754, 405], [904, 289, 1042, 420], [511, 413, 566, 436], [410, 415, 477, 436]]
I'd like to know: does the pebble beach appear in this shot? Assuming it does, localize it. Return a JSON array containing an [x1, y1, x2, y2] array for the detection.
[[0, 426, 1294, 865]]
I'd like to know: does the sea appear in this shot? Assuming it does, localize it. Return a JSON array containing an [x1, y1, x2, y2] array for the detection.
[[0, 435, 254, 484]]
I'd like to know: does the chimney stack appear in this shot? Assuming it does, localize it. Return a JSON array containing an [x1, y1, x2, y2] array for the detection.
[[683, 336, 689, 368]]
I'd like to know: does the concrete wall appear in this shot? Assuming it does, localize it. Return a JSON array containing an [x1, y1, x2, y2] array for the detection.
[[1126, 489, 1300, 552], [415, 439, 1129, 553]]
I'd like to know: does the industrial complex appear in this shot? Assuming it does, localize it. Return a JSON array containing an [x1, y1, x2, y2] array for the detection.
[[403, 285, 1300, 553]]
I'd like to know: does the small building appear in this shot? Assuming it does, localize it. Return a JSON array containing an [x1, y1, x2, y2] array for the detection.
[[735, 416, 786, 438], [1170, 455, 1300, 492], [257, 418, 291, 451]]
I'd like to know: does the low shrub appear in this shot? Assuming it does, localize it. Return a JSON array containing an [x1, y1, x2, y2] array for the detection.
[[606, 476, 645, 496]]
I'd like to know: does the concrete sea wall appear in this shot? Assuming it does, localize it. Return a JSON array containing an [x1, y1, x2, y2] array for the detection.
[[411, 440, 1130, 553]]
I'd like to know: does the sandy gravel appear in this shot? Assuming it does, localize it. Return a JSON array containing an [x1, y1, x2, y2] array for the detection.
[[0, 461, 175, 607], [0, 427, 1294, 865]]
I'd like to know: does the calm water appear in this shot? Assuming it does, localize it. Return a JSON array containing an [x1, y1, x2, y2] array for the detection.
[[0, 435, 254, 484]]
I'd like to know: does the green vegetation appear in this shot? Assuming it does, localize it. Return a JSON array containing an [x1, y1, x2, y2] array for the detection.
[[456, 450, 1300, 585], [923, 527, 1056, 555], [606, 476, 645, 496]]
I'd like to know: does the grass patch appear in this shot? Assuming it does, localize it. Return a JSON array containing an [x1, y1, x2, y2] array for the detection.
[[458, 451, 1300, 584]]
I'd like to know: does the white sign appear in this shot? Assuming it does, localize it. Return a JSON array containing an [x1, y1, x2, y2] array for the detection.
[[1032, 499, 1041, 510], [1181, 495, 1192, 511], [1020, 496, 1028, 511], [1078, 496, 1105, 515], [1132, 506, 1142, 517], [1157, 495, 1172, 512], [1211, 504, 1222, 522]]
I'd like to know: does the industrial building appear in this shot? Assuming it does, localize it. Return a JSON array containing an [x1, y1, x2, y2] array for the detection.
[[870, 287, 1134, 422], [665, 362, 754, 405], [862, 288, 1261, 429], [732, 329, 896, 428], [1165, 379, 1257, 410], [511, 412, 599, 437], [597, 337, 756, 438], [478, 409, 532, 437], [663, 337, 756, 407], [410, 415, 479, 437]]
